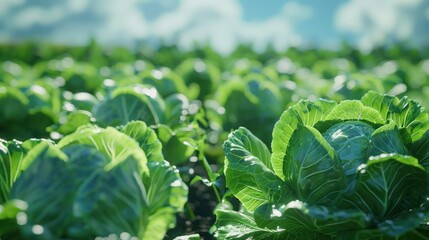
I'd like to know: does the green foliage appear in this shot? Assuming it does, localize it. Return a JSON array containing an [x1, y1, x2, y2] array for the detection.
[[216, 73, 284, 145], [0, 139, 48, 204], [0, 82, 61, 140], [175, 58, 221, 100], [219, 91, 429, 239], [0, 42, 429, 239], [0, 124, 187, 239]]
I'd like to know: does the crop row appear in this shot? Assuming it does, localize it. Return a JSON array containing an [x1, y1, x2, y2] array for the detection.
[[0, 43, 429, 239]]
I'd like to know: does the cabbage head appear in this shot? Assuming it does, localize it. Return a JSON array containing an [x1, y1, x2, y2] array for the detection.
[[217, 91, 429, 239], [0, 121, 187, 240]]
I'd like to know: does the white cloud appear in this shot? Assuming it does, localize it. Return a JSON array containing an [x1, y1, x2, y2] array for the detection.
[[0, 0, 151, 45], [93, 0, 149, 44], [67, 0, 88, 13], [335, 0, 424, 51], [0, 0, 25, 16], [12, 6, 66, 29], [150, 0, 242, 53], [0, 0, 312, 53], [1, 0, 427, 53], [243, 2, 313, 50], [151, 0, 312, 53], [281, 1, 313, 20]]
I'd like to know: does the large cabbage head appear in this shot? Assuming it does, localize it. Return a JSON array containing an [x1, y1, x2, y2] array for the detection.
[[0, 122, 187, 240], [217, 91, 429, 239]]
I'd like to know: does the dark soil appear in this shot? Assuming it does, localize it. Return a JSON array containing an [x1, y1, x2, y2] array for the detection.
[[165, 164, 219, 240]]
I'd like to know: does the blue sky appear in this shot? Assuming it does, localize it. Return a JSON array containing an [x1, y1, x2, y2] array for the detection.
[[0, 0, 428, 54]]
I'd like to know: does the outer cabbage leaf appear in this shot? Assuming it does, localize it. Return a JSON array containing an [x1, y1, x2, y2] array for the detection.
[[325, 100, 384, 124], [339, 154, 427, 220], [367, 121, 408, 156], [337, 212, 429, 240], [253, 202, 370, 237], [271, 99, 337, 179], [361, 91, 429, 143], [49, 110, 93, 135], [1, 138, 49, 202], [155, 124, 201, 165], [215, 210, 294, 240], [223, 127, 291, 212], [284, 125, 346, 205], [141, 161, 188, 240], [394, 227, 429, 240], [58, 125, 148, 173], [407, 128, 429, 200], [376, 206, 429, 237], [410, 130, 429, 172], [62, 145, 107, 191], [69, 153, 148, 238], [9, 142, 72, 237], [0, 140, 23, 203], [119, 121, 164, 162], [93, 85, 165, 127]]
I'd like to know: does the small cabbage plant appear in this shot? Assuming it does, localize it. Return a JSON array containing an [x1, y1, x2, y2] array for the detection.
[[216, 91, 429, 239]]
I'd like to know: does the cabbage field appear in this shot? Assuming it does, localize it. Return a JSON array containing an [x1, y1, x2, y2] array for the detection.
[[1, 42, 429, 239]]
